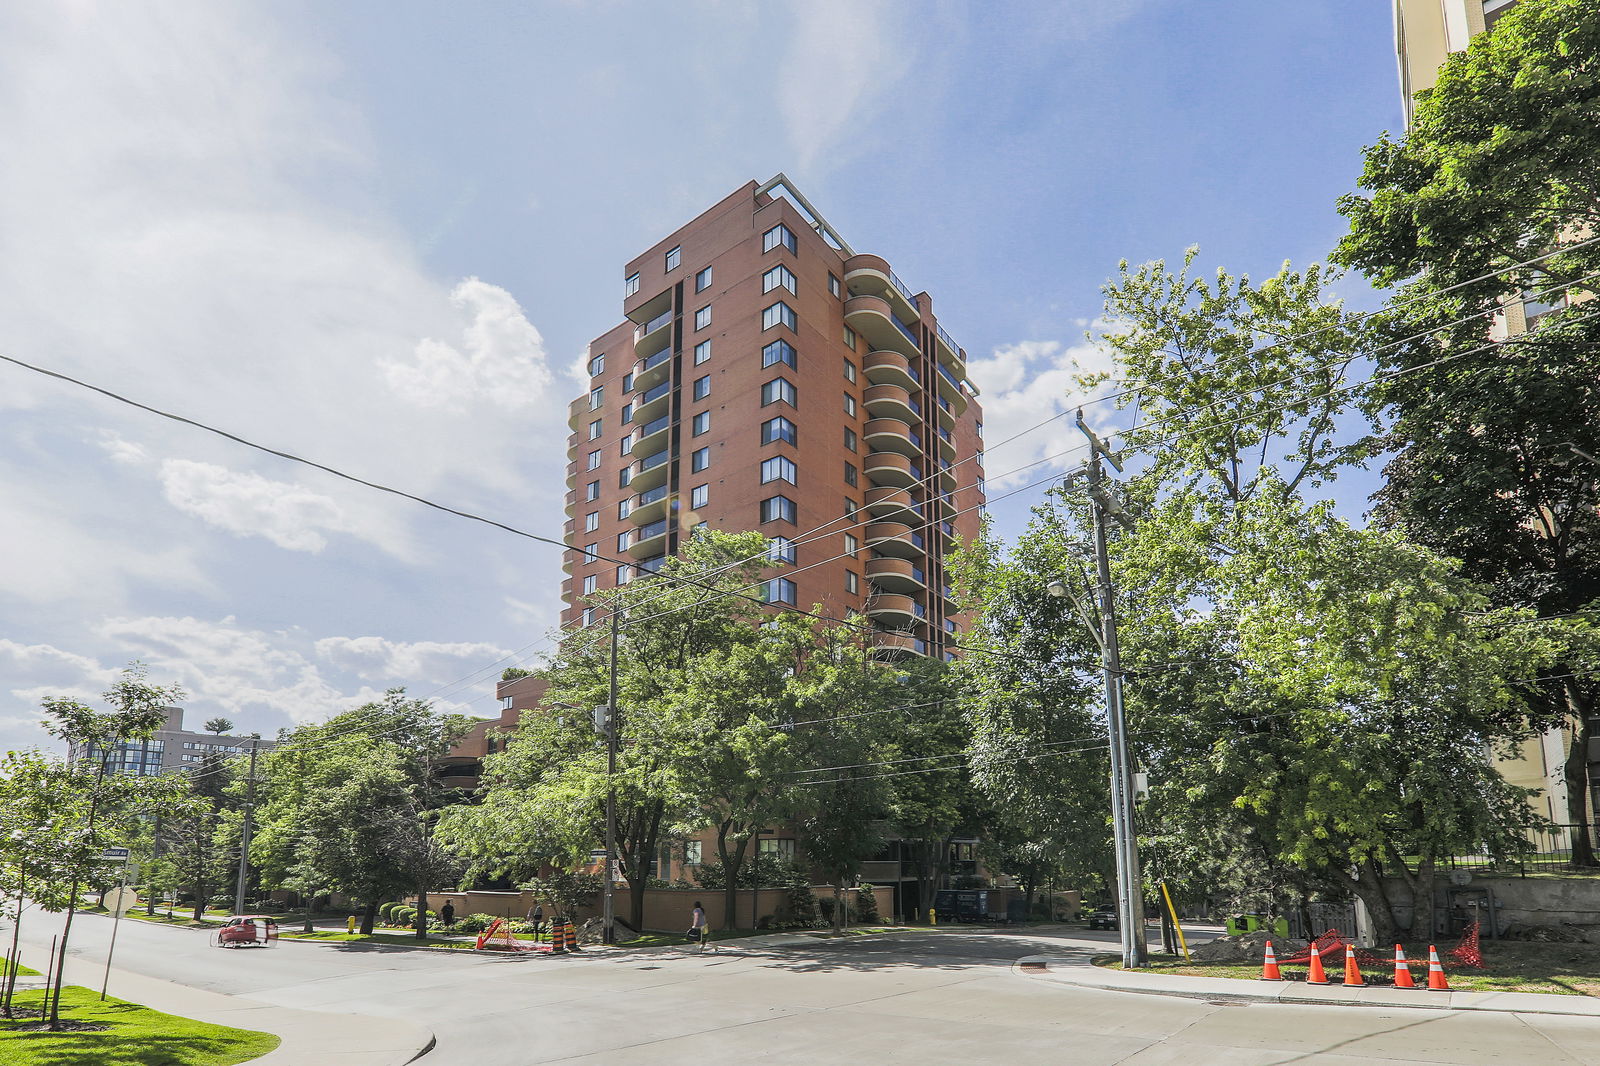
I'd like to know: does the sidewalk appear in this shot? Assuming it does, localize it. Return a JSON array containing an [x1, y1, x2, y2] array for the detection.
[[1016, 952, 1600, 1017], [40, 949, 435, 1065]]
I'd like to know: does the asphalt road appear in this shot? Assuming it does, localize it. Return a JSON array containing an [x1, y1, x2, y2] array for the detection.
[[18, 914, 1600, 1064]]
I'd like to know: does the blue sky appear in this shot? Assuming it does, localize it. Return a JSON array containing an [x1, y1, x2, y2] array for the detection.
[[0, 1, 1399, 751]]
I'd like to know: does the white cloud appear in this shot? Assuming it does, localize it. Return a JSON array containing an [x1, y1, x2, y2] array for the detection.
[[382, 278, 554, 414], [158, 460, 369, 554], [314, 635, 512, 683], [967, 335, 1120, 490], [778, 0, 913, 170]]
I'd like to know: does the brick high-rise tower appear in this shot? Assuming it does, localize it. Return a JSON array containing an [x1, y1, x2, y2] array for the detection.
[[562, 176, 984, 661]]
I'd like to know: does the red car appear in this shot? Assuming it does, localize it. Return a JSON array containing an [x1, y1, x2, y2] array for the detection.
[[211, 915, 278, 948]]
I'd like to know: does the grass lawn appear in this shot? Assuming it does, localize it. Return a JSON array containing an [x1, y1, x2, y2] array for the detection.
[[275, 930, 473, 949], [0, 986, 278, 1065], [1096, 941, 1600, 996]]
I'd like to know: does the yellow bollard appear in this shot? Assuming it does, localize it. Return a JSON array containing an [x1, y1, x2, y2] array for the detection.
[[930, 907, 937, 927], [347, 915, 357, 934]]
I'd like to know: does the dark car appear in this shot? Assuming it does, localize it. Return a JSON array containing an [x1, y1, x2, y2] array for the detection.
[[1087, 908, 1118, 930]]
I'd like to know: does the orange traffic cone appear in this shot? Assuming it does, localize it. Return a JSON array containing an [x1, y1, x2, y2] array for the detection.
[[1307, 944, 1330, 985], [1425, 945, 1450, 991], [1342, 944, 1365, 986], [1392, 945, 1415, 988], [1260, 941, 1283, 981]]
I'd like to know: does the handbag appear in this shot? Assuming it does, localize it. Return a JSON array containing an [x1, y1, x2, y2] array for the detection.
[[685, 927, 701, 942]]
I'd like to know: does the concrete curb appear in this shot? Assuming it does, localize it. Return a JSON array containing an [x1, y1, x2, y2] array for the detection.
[[1015, 954, 1600, 1017], [48, 949, 436, 1065]]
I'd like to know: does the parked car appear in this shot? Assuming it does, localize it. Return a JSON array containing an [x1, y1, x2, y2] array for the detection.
[[1087, 908, 1118, 930]]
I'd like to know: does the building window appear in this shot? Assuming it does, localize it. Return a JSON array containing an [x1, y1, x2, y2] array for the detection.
[[625, 273, 640, 297], [978, 475, 986, 495], [583, 575, 598, 595], [583, 543, 599, 562], [695, 305, 712, 330], [587, 450, 602, 470], [582, 607, 596, 627], [761, 378, 797, 407], [620, 436, 633, 456], [845, 570, 859, 594], [762, 339, 797, 369], [762, 265, 797, 295], [691, 484, 709, 509], [762, 301, 796, 332], [976, 421, 983, 438], [843, 325, 857, 350], [586, 482, 600, 502], [769, 536, 796, 565], [829, 273, 841, 298], [685, 840, 703, 865], [588, 418, 602, 440], [694, 339, 712, 365], [619, 467, 633, 488], [692, 447, 710, 473], [843, 393, 856, 418], [762, 577, 797, 605], [844, 498, 858, 517], [843, 358, 856, 383], [585, 511, 600, 532], [618, 499, 632, 520], [844, 533, 858, 555], [763, 224, 797, 254], [762, 416, 796, 446], [665, 245, 681, 271], [621, 402, 633, 424], [695, 266, 712, 292], [844, 427, 857, 452], [844, 462, 857, 487], [617, 564, 633, 584], [688, 375, 707, 401], [761, 495, 796, 524], [617, 530, 632, 552], [623, 371, 634, 392], [692, 411, 710, 436], [761, 455, 797, 485], [588, 353, 605, 376]]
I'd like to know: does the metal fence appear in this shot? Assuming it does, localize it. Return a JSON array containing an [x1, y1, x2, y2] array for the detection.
[[1424, 824, 1600, 876]]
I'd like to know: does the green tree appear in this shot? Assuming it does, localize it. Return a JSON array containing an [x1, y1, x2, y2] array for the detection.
[[36, 663, 187, 1029], [203, 717, 234, 735], [252, 691, 468, 937], [1334, 0, 1600, 861]]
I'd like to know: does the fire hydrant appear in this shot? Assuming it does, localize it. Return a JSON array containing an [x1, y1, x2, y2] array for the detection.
[[929, 907, 937, 927], [347, 915, 357, 934]]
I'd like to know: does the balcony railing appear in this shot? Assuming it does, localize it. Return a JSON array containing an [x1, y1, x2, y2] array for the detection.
[[638, 449, 670, 472], [937, 362, 961, 391], [636, 413, 670, 439], [637, 484, 669, 507], [936, 323, 961, 359], [639, 348, 672, 373], [637, 519, 668, 541], [890, 312, 919, 346], [889, 270, 919, 310], [635, 309, 672, 338], [639, 380, 672, 405]]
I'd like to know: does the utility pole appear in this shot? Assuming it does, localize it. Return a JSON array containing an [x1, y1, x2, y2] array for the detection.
[[234, 737, 259, 915], [603, 605, 620, 945], [1078, 411, 1148, 968]]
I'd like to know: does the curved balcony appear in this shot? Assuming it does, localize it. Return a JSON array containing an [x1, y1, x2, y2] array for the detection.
[[632, 345, 673, 392], [863, 451, 918, 488], [872, 632, 928, 658], [864, 418, 919, 458], [843, 253, 921, 325], [630, 484, 671, 525], [632, 378, 673, 424], [631, 448, 671, 494], [567, 398, 590, 432], [629, 518, 669, 559], [845, 296, 919, 359], [935, 426, 956, 461], [632, 412, 671, 457], [865, 521, 918, 558], [864, 485, 918, 521], [866, 594, 919, 625], [863, 383, 918, 424], [937, 460, 956, 492], [866, 556, 926, 592], [633, 307, 672, 353], [863, 350, 920, 392], [935, 393, 956, 430], [934, 326, 966, 380], [934, 360, 968, 414]]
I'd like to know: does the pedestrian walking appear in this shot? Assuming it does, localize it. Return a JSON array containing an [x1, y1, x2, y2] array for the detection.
[[528, 902, 544, 939], [689, 900, 709, 952], [440, 901, 455, 929]]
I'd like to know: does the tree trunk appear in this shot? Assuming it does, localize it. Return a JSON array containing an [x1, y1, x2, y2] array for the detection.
[[415, 884, 429, 939], [1340, 859, 1399, 947], [1562, 681, 1596, 867], [833, 881, 846, 935], [715, 825, 751, 930], [359, 899, 377, 936], [48, 881, 79, 1030], [2, 876, 23, 1018]]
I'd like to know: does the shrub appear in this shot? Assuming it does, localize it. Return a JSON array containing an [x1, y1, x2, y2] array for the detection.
[[856, 884, 880, 923], [454, 913, 495, 934], [378, 902, 401, 921], [392, 906, 416, 926]]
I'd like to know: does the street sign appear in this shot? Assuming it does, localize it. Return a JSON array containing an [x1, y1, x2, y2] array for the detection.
[[100, 847, 130, 861], [104, 886, 137, 915]]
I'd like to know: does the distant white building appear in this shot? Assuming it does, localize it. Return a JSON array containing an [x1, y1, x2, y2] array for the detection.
[[69, 706, 273, 777]]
